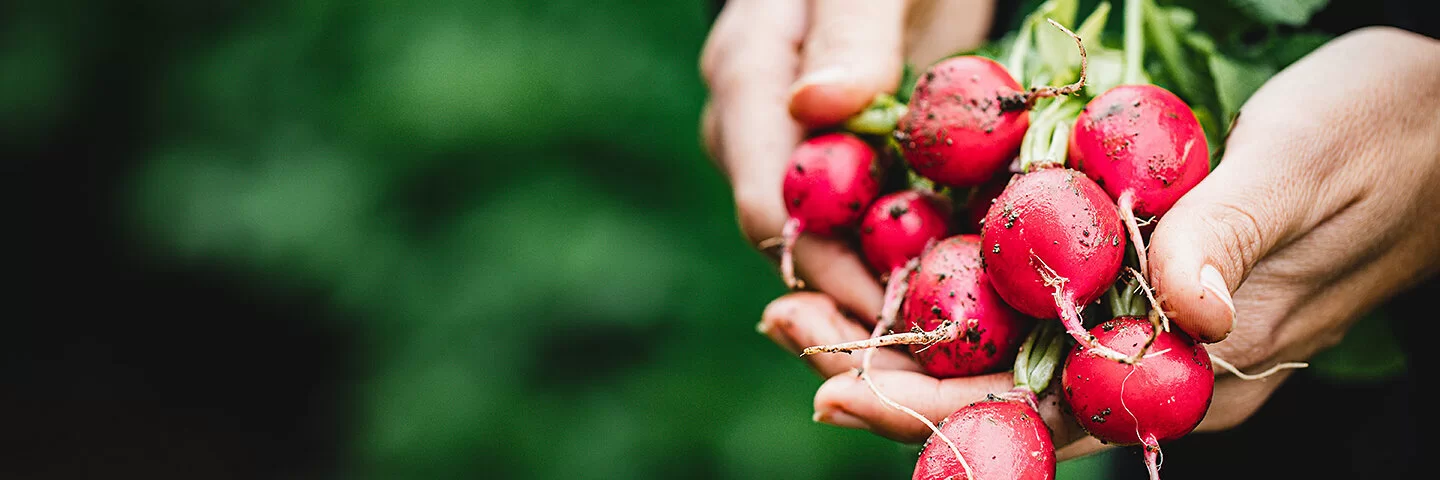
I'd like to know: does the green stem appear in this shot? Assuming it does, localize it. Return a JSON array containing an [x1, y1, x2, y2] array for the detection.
[[1014, 322, 1068, 394], [1045, 118, 1073, 166], [1013, 325, 1035, 389], [844, 93, 908, 135], [1123, 0, 1145, 85], [1005, 17, 1037, 83], [1105, 276, 1148, 317], [1018, 98, 1066, 171]]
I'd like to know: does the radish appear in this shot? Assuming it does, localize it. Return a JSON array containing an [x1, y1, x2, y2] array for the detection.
[[1067, 0, 1209, 276], [1069, 85, 1208, 222], [912, 393, 1055, 480], [900, 234, 1032, 378], [980, 163, 1128, 360], [979, 163, 1125, 320], [896, 19, 1091, 189], [912, 321, 1069, 480], [803, 235, 1032, 378], [1061, 315, 1213, 480], [860, 189, 953, 277], [780, 132, 883, 288], [860, 189, 954, 333], [895, 55, 1029, 188]]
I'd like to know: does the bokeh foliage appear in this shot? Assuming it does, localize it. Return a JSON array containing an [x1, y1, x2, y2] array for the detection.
[[2, 0, 1133, 478]]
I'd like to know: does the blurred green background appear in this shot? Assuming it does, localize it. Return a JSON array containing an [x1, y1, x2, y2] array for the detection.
[[5, 0, 1004, 477], [5, 0, 1412, 479]]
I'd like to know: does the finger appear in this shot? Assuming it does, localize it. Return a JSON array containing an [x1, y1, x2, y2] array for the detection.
[[812, 369, 1013, 443], [788, 0, 907, 127], [759, 292, 920, 376], [901, 0, 997, 68], [702, 1, 884, 320], [1145, 125, 1325, 344]]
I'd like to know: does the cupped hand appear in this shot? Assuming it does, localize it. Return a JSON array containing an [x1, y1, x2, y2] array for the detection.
[[1148, 25, 1440, 433], [699, 0, 996, 321], [755, 26, 1440, 461]]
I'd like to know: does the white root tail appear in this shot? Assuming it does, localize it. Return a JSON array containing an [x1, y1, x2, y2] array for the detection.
[[1032, 252, 1140, 364], [1210, 354, 1309, 380], [780, 217, 804, 290], [859, 369, 973, 480]]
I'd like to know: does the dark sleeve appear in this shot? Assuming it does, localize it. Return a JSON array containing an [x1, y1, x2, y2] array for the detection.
[[1310, 0, 1439, 38]]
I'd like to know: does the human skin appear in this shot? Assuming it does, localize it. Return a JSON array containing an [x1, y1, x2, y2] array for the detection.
[[699, 0, 997, 321], [700, 2, 1440, 460]]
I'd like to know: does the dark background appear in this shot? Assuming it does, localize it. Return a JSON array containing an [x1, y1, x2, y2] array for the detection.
[[2, 0, 1424, 478]]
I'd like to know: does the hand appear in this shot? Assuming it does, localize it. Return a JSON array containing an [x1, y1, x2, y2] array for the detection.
[[700, 0, 997, 320], [1147, 25, 1440, 433], [755, 26, 1440, 461]]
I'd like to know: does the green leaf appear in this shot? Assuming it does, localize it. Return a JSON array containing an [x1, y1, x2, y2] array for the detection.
[[1035, 0, 1082, 81], [1082, 48, 1126, 97], [1144, 3, 1206, 102], [1074, 1, 1112, 55], [1308, 308, 1408, 382], [1226, 0, 1329, 26], [1262, 32, 1333, 67], [1207, 54, 1274, 128]]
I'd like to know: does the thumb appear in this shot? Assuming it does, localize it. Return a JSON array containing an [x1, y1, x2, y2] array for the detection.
[[788, 0, 906, 127], [1146, 145, 1314, 343]]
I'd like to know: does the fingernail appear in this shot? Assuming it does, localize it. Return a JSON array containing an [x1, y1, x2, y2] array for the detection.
[[791, 66, 849, 95], [1199, 264, 1236, 332], [813, 409, 870, 430]]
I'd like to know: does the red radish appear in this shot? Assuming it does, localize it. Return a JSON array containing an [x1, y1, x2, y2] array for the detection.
[[895, 56, 1030, 188], [860, 190, 954, 333], [896, 19, 1090, 189], [900, 234, 1032, 378], [911, 320, 1069, 480], [912, 390, 1056, 480], [979, 167, 1126, 357], [800, 235, 1032, 379], [780, 132, 883, 288], [1062, 316, 1214, 480], [860, 190, 953, 276], [1069, 84, 1209, 274]]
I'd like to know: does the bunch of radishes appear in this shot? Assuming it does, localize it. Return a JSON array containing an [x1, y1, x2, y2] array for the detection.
[[779, 1, 1282, 478]]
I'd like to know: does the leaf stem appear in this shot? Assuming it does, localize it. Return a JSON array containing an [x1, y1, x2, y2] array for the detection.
[[1123, 0, 1145, 85]]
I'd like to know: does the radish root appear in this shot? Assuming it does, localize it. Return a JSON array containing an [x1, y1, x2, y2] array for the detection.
[[1210, 354, 1309, 380], [781, 217, 805, 289], [1032, 252, 1137, 364], [1118, 191, 1149, 278], [851, 248, 971, 480], [857, 369, 973, 479], [1142, 435, 1163, 480], [800, 320, 963, 357], [1002, 19, 1090, 111]]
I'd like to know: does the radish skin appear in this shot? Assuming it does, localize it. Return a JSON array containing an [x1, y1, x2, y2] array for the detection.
[[897, 56, 1030, 188], [1061, 316, 1214, 480], [912, 390, 1056, 480], [901, 235, 1033, 378], [979, 167, 1126, 359], [780, 133, 883, 288]]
